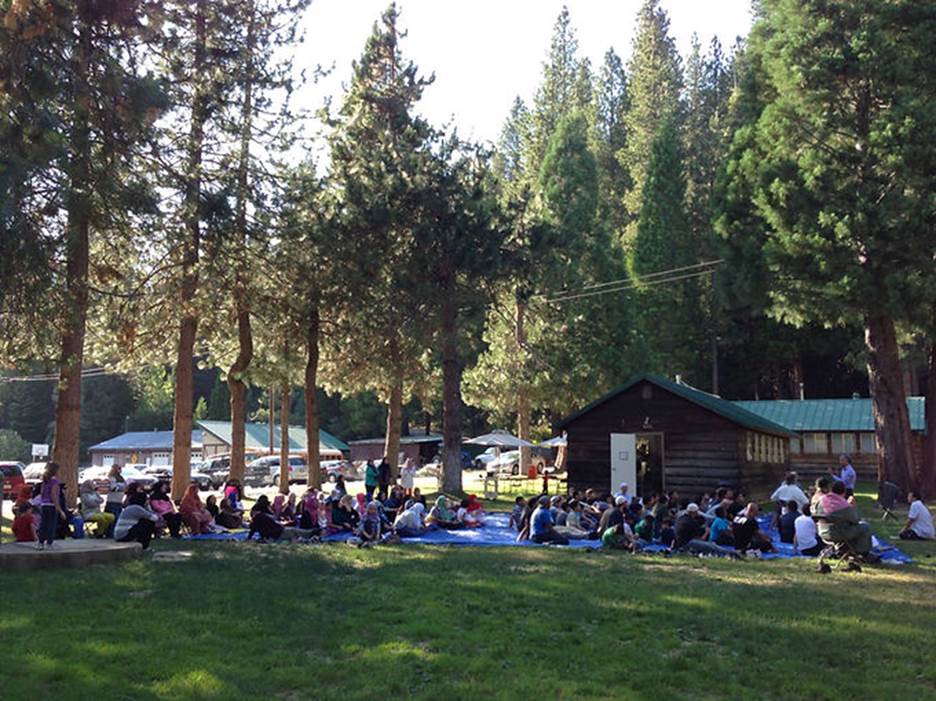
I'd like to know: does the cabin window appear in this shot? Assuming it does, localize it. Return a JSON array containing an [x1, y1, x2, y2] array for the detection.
[[790, 435, 802, 454], [745, 433, 754, 461], [830, 432, 855, 455], [771, 437, 779, 463], [802, 433, 829, 454], [859, 432, 876, 454]]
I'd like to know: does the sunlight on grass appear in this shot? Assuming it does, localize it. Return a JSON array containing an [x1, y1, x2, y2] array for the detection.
[[153, 669, 227, 698], [660, 594, 715, 610]]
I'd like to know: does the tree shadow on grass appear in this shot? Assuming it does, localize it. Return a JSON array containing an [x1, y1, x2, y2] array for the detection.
[[2, 541, 936, 700]]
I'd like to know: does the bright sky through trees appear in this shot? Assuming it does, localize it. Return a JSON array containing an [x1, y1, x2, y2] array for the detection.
[[298, 0, 754, 144]]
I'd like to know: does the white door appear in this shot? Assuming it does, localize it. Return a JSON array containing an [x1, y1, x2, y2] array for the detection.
[[610, 433, 636, 494]]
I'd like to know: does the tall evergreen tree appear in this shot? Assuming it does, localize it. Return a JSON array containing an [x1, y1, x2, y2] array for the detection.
[[619, 0, 683, 243], [719, 0, 936, 488]]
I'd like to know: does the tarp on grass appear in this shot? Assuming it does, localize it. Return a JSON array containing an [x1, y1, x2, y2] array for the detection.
[[182, 512, 912, 563]]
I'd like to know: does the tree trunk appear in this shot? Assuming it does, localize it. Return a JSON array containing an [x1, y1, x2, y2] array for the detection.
[[515, 298, 531, 475], [226, 308, 251, 482], [384, 368, 403, 480], [441, 286, 463, 493], [304, 306, 321, 489], [865, 313, 915, 490], [268, 383, 275, 454], [226, 0, 256, 484], [279, 382, 290, 494], [171, 2, 207, 501], [51, 6, 92, 508], [922, 342, 936, 497]]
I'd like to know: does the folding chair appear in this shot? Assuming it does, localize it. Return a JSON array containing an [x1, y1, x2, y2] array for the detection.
[[817, 541, 863, 573], [877, 480, 900, 521]]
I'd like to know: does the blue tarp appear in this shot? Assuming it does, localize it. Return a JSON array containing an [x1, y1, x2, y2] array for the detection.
[[182, 512, 912, 563]]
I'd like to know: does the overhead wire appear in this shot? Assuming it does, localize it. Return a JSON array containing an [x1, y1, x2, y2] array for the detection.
[[545, 266, 720, 304]]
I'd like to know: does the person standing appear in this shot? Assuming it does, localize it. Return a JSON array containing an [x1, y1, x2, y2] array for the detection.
[[835, 454, 857, 498], [364, 460, 378, 501], [400, 458, 417, 497], [105, 464, 126, 537], [37, 462, 67, 550], [377, 457, 391, 501]]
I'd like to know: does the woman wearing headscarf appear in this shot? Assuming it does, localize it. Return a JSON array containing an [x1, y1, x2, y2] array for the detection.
[[355, 493, 368, 518], [179, 483, 214, 535], [331, 494, 360, 532], [427, 496, 460, 529], [271, 494, 286, 520], [393, 502, 426, 538], [248, 495, 319, 542], [216, 497, 244, 529], [299, 489, 319, 530], [79, 479, 115, 538], [400, 458, 417, 497], [148, 481, 182, 538], [360, 502, 383, 544]]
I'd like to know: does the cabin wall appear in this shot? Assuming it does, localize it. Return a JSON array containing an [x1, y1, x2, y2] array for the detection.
[[565, 383, 744, 497]]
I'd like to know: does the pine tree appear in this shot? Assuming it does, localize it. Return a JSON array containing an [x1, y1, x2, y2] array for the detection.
[[619, 0, 683, 243], [629, 115, 701, 377], [719, 0, 936, 488]]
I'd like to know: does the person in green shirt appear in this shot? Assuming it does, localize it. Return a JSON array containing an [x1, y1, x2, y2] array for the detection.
[[635, 514, 654, 542], [364, 460, 379, 501], [602, 523, 636, 551]]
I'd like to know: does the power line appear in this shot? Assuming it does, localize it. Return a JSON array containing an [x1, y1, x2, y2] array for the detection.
[[0, 368, 113, 383], [532, 259, 723, 300], [546, 268, 716, 304]]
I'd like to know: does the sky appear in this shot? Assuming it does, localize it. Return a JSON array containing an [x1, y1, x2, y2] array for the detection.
[[295, 0, 755, 146]]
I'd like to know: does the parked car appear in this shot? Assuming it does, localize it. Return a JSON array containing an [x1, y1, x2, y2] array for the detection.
[[485, 450, 547, 476], [425, 450, 482, 473], [79, 465, 158, 492], [22, 461, 48, 486], [143, 465, 213, 491], [198, 452, 263, 488], [0, 461, 25, 500], [244, 455, 308, 488], [321, 459, 359, 482]]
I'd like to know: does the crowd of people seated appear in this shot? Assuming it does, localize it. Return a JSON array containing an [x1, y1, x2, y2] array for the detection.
[[12, 459, 932, 559]]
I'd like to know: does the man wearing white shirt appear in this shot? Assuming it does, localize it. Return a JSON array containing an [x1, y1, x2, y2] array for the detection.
[[770, 472, 809, 510], [794, 503, 824, 556], [899, 492, 934, 540]]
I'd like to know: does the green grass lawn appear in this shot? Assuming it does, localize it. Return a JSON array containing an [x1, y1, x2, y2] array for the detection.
[[2, 488, 935, 700]]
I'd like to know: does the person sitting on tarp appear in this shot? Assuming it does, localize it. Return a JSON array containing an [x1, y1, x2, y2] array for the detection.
[[811, 477, 872, 556], [394, 501, 426, 538], [732, 503, 774, 553], [708, 506, 734, 547], [530, 496, 569, 545], [779, 500, 800, 544], [597, 496, 627, 535], [602, 521, 637, 551], [427, 496, 461, 530], [794, 503, 825, 556], [899, 491, 934, 540], [673, 503, 739, 558], [635, 513, 655, 542]]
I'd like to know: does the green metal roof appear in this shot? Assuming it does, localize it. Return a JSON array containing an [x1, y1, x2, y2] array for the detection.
[[733, 398, 925, 433], [197, 421, 350, 453], [557, 373, 796, 437]]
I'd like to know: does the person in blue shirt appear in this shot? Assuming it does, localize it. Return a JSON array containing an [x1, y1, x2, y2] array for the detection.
[[836, 454, 857, 497], [530, 496, 568, 545], [779, 500, 800, 543], [708, 506, 734, 546]]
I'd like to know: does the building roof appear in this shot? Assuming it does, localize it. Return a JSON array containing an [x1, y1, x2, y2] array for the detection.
[[733, 397, 926, 433], [557, 373, 796, 437], [348, 432, 443, 446], [89, 429, 203, 453], [196, 421, 350, 453]]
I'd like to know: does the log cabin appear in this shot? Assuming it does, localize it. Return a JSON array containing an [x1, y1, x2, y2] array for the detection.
[[557, 374, 795, 500]]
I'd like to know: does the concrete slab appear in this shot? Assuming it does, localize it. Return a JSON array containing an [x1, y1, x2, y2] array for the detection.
[[0, 539, 143, 572]]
